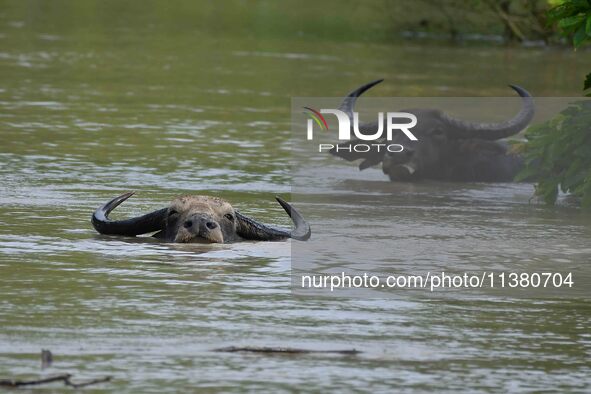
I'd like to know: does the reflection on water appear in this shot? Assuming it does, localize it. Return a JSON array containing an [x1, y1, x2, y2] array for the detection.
[[1, 1, 591, 392]]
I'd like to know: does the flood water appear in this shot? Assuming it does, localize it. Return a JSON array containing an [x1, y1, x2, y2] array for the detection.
[[1, 1, 590, 392]]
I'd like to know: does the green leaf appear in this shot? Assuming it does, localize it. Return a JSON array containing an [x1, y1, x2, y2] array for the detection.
[[584, 72, 591, 92], [515, 165, 539, 182], [587, 15, 591, 35], [538, 180, 559, 205], [523, 98, 591, 207], [547, 3, 582, 23], [562, 163, 586, 192], [573, 25, 590, 47], [559, 14, 586, 30]]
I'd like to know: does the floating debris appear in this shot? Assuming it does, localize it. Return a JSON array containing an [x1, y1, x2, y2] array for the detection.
[[0, 374, 111, 388], [0, 350, 112, 388], [41, 349, 53, 369], [215, 346, 361, 355]]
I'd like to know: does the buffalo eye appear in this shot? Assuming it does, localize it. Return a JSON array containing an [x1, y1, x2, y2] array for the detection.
[[168, 209, 179, 217], [224, 213, 234, 221]]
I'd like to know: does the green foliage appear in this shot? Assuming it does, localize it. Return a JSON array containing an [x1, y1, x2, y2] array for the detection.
[[547, 0, 591, 48], [517, 100, 591, 207], [520, 1, 591, 208], [585, 71, 591, 95], [547, 0, 591, 95]]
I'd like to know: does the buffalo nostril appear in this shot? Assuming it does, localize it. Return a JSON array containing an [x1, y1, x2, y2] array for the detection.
[[184, 220, 193, 229], [206, 221, 217, 230]]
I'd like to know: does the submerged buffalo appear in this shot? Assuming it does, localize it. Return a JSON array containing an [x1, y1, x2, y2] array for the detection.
[[330, 80, 535, 182], [92, 192, 311, 243]]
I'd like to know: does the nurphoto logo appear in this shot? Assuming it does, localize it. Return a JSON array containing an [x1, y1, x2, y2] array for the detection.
[[304, 107, 418, 153]]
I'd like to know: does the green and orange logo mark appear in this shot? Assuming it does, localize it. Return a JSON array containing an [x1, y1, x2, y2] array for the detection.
[[303, 107, 329, 130]]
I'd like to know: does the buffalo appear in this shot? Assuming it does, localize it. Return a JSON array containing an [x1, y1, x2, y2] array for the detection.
[[330, 80, 534, 182], [92, 192, 311, 243]]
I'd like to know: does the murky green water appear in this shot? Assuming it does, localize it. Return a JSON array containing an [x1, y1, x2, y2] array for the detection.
[[1, 1, 590, 392]]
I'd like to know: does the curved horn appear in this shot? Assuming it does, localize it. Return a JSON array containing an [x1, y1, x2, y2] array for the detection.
[[339, 79, 384, 122], [91, 192, 167, 236], [441, 85, 534, 140], [235, 197, 311, 241], [329, 79, 385, 166]]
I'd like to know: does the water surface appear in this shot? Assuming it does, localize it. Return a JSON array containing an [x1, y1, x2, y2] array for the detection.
[[1, 2, 590, 392]]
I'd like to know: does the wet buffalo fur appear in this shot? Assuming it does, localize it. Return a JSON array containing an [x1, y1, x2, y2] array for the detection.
[[337, 137, 524, 182], [154, 195, 239, 243]]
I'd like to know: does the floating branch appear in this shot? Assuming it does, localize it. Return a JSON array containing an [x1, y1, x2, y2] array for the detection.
[[0, 374, 112, 388], [67, 376, 112, 388], [214, 346, 361, 355]]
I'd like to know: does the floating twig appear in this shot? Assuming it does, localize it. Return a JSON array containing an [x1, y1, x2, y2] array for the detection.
[[0, 374, 112, 388], [66, 376, 112, 388], [0, 374, 72, 387], [215, 346, 361, 355]]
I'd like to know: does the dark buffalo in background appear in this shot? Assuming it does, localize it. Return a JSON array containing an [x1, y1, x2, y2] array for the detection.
[[330, 80, 534, 182]]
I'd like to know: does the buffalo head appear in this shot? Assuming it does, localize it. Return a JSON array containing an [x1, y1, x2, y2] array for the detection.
[[92, 192, 311, 243], [331, 80, 534, 182]]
